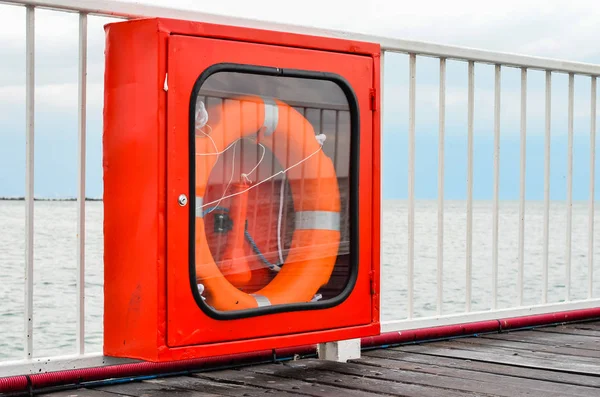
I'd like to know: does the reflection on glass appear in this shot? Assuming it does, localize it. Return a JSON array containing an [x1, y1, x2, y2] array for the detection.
[[192, 70, 354, 315]]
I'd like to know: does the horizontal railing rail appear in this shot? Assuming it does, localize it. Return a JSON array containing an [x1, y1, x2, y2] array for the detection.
[[3, 0, 600, 76], [0, 0, 599, 377]]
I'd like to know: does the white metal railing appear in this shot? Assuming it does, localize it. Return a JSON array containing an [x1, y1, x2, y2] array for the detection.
[[379, 55, 600, 331], [1, 0, 599, 377], [23, 5, 34, 360]]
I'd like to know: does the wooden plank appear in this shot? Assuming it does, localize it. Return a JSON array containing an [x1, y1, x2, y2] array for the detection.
[[394, 343, 600, 375], [500, 327, 600, 343], [245, 359, 496, 397], [353, 354, 600, 397], [537, 326, 600, 337], [483, 331, 600, 351], [452, 335, 600, 358], [195, 366, 386, 397], [426, 339, 600, 366], [93, 376, 259, 397], [38, 389, 124, 397], [145, 376, 305, 397], [567, 322, 600, 332], [364, 349, 600, 388]]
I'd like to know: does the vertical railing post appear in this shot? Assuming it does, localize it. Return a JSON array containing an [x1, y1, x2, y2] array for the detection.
[[566, 73, 574, 301], [589, 77, 597, 299], [543, 71, 552, 304], [518, 67, 527, 306], [466, 60, 474, 312], [76, 11, 88, 355], [408, 53, 416, 319], [24, 5, 35, 360], [437, 58, 446, 315], [492, 64, 500, 310]]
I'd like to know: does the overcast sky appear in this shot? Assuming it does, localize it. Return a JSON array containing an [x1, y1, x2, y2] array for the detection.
[[0, 0, 599, 199]]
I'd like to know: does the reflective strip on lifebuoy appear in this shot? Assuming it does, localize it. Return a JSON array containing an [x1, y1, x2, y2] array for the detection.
[[194, 95, 341, 311], [261, 96, 278, 137], [251, 294, 271, 307], [295, 211, 340, 231]]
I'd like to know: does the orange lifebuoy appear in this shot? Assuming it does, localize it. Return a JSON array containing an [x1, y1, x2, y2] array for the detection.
[[194, 95, 341, 311]]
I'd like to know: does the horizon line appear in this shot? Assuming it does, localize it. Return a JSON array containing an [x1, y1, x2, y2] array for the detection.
[[1, 197, 598, 203]]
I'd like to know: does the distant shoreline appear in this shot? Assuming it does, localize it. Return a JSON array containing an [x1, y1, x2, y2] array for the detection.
[[0, 197, 102, 201]]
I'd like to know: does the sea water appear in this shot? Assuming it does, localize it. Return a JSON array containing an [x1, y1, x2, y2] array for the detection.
[[1, 200, 599, 360]]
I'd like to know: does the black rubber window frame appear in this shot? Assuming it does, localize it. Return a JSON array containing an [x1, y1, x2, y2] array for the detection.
[[188, 62, 360, 320]]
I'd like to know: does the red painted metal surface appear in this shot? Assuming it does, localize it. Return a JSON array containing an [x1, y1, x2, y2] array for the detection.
[[2, 307, 599, 395], [102, 17, 381, 362]]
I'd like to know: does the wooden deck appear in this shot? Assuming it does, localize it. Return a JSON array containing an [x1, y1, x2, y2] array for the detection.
[[41, 320, 600, 397]]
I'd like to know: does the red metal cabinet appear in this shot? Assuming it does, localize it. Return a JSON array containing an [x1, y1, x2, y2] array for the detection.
[[103, 17, 381, 362]]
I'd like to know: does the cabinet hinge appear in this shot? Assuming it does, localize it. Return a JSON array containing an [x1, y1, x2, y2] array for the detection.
[[369, 88, 376, 111]]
